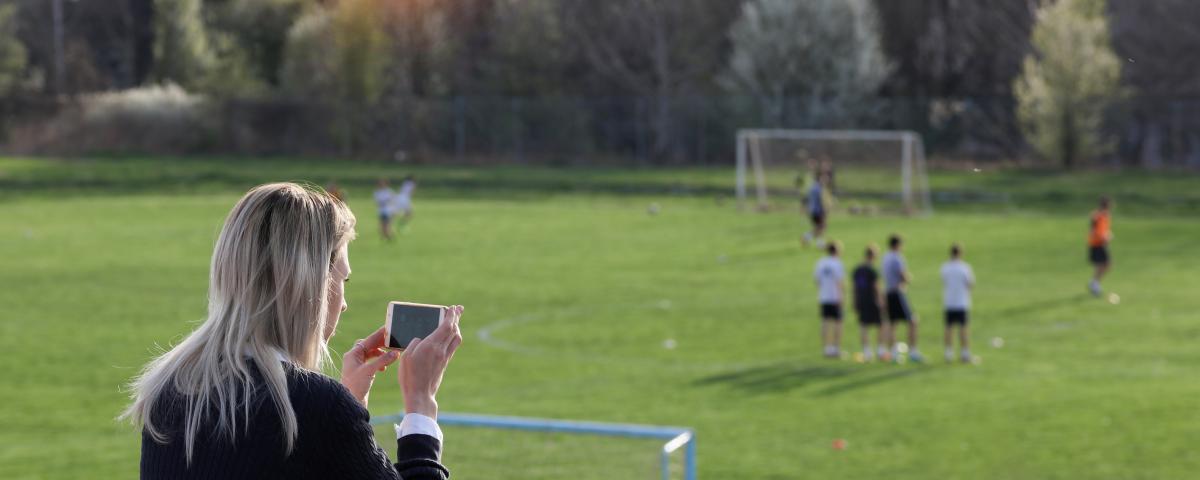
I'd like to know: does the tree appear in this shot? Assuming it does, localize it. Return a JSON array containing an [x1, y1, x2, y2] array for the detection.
[[0, 3, 26, 93], [1108, 0, 1200, 168], [333, 0, 388, 106], [722, 0, 890, 126], [376, 0, 453, 98], [282, 0, 389, 153], [559, 0, 742, 162], [487, 0, 578, 96], [1015, 0, 1123, 168], [207, 0, 307, 88], [874, 0, 1039, 97], [153, 0, 215, 89], [280, 9, 337, 98]]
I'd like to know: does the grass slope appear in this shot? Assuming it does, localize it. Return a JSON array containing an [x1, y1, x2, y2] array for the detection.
[[1, 156, 1197, 479]]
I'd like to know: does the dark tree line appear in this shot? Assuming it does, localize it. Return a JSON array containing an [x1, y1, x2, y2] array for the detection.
[[3, 0, 1200, 166]]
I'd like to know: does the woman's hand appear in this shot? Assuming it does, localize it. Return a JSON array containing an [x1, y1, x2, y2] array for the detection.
[[399, 305, 463, 419], [341, 326, 401, 408]]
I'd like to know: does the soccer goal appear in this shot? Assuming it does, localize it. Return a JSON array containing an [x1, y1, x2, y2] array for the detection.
[[372, 412, 697, 480], [735, 129, 932, 215]]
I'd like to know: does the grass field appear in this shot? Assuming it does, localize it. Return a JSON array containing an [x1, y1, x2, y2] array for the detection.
[[2, 156, 1199, 479]]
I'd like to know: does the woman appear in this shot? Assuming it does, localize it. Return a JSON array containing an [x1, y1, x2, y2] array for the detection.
[[120, 183, 462, 479]]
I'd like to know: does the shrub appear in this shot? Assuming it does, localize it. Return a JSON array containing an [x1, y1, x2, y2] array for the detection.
[[11, 84, 215, 155]]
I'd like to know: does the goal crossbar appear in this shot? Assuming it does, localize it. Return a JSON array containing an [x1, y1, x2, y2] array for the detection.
[[372, 412, 697, 480]]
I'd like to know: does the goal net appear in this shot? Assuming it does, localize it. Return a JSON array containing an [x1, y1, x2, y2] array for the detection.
[[735, 129, 932, 215]]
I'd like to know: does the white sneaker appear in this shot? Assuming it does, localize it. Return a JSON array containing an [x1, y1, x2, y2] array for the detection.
[[944, 350, 954, 363], [960, 353, 973, 363], [909, 351, 925, 363], [1089, 280, 1102, 297]]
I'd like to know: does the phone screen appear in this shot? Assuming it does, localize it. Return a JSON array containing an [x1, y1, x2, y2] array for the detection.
[[388, 303, 443, 349]]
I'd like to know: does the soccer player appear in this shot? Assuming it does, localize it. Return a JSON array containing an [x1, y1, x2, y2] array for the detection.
[[1088, 196, 1113, 296], [391, 175, 417, 231], [814, 241, 846, 358], [853, 245, 889, 362], [941, 244, 976, 363], [373, 178, 395, 241], [883, 234, 924, 362], [802, 173, 828, 247]]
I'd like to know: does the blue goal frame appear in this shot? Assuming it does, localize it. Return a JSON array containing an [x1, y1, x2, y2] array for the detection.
[[372, 412, 697, 480]]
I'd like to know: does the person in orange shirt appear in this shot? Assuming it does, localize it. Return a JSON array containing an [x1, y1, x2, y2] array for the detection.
[[1088, 196, 1113, 296]]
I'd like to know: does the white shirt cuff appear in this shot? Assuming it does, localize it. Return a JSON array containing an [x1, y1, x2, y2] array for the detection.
[[394, 413, 443, 442]]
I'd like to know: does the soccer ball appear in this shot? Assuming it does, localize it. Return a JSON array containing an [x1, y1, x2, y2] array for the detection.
[[662, 338, 677, 350], [647, 203, 661, 215], [990, 337, 1004, 348]]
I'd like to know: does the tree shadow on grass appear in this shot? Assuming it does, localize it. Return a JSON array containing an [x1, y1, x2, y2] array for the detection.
[[693, 361, 859, 394], [812, 367, 932, 397], [718, 245, 799, 266], [995, 293, 1091, 318], [693, 360, 937, 396]]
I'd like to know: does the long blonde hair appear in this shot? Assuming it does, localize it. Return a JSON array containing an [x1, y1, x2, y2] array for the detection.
[[121, 182, 356, 462]]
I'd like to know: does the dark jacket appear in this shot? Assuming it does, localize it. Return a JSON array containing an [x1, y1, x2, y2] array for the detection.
[[139, 363, 448, 479]]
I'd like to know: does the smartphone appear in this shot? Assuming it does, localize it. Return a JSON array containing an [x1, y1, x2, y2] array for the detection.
[[385, 301, 447, 350]]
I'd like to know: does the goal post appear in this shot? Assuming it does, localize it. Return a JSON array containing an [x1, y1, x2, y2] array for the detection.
[[372, 412, 697, 480], [735, 129, 932, 215]]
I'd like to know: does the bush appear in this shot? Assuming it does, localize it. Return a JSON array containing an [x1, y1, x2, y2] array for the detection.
[[10, 84, 215, 155]]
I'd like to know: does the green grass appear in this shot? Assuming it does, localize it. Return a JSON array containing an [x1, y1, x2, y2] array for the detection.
[[2, 156, 1198, 479]]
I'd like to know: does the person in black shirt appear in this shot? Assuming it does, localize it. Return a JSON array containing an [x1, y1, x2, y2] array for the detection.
[[121, 183, 461, 479], [852, 245, 890, 362]]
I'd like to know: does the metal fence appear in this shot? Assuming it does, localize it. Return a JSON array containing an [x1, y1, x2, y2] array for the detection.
[[5, 93, 1200, 169], [371, 412, 697, 480]]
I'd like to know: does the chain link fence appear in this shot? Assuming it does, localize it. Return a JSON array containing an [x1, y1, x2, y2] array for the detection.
[[4, 93, 1200, 169]]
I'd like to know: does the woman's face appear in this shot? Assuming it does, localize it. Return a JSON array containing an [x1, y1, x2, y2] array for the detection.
[[324, 246, 351, 340]]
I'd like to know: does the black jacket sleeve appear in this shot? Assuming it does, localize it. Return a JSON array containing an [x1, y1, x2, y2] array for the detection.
[[303, 375, 450, 480]]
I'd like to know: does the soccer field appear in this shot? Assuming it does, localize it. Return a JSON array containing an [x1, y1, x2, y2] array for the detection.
[[2, 157, 1198, 479]]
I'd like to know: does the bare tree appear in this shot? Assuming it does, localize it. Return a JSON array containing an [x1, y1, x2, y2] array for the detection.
[[1108, 0, 1200, 168], [559, 0, 741, 162]]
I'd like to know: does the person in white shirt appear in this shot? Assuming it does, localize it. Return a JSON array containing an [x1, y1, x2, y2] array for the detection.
[[940, 243, 976, 363], [373, 178, 396, 241], [391, 175, 417, 231], [814, 241, 846, 358]]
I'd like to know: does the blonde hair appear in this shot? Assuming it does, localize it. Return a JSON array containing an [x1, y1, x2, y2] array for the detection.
[[120, 182, 356, 462]]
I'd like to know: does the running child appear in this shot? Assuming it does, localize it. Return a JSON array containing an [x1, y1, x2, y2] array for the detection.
[[1088, 196, 1113, 296], [883, 234, 924, 362], [814, 241, 846, 358], [373, 178, 396, 241], [391, 175, 417, 232], [941, 243, 975, 363], [852, 245, 890, 362]]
